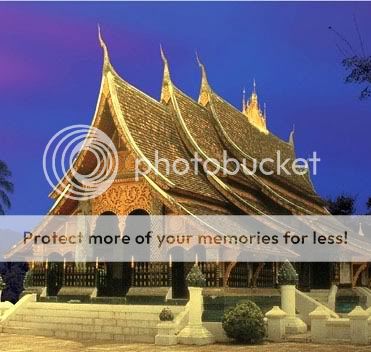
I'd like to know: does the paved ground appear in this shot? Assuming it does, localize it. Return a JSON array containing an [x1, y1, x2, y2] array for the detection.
[[0, 334, 369, 352]]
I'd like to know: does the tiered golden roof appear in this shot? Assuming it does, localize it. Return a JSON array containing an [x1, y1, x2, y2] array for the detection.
[[49, 30, 327, 217]]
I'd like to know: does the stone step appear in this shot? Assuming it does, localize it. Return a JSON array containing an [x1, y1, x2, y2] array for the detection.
[[12, 308, 161, 321], [1, 326, 35, 335], [5, 318, 158, 331], [1, 301, 185, 342], [2, 326, 155, 343], [285, 332, 311, 343]]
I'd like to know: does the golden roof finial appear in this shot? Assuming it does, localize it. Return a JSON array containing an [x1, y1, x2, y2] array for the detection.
[[196, 52, 211, 106], [98, 24, 111, 69], [160, 44, 167, 64], [250, 79, 258, 106], [242, 87, 246, 112], [289, 124, 295, 146], [160, 44, 171, 83], [160, 45, 171, 103], [196, 51, 209, 87]]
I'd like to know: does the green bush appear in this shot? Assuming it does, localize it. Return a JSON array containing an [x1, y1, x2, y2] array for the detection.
[[159, 307, 174, 321], [222, 301, 265, 344], [277, 261, 298, 285], [186, 264, 206, 287]]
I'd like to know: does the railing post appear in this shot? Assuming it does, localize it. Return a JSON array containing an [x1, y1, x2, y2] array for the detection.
[[348, 306, 369, 345], [265, 306, 287, 341], [309, 306, 330, 343]]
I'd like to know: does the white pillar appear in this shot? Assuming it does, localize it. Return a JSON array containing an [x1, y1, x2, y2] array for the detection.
[[178, 287, 214, 345], [188, 287, 203, 326], [265, 306, 287, 341], [280, 284, 307, 334], [309, 306, 330, 343], [281, 285, 296, 316], [348, 306, 369, 345]]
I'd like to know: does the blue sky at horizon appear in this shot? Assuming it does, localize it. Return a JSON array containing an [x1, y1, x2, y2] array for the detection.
[[0, 2, 370, 215]]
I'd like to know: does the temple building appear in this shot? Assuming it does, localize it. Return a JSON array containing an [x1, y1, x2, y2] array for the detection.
[[13, 30, 370, 306]]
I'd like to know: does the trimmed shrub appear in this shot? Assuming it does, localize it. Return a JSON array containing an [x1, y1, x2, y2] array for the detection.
[[277, 261, 298, 285], [186, 264, 206, 287], [159, 307, 174, 321], [222, 301, 265, 344]]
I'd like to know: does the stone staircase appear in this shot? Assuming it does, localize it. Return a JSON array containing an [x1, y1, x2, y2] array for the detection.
[[296, 288, 338, 326], [306, 289, 330, 307], [0, 294, 185, 343]]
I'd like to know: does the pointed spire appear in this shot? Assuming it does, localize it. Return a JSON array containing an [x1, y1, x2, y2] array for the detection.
[[196, 52, 211, 106], [160, 45, 171, 103], [242, 87, 246, 112], [160, 45, 171, 82], [196, 51, 209, 87], [289, 124, 295, 146], [243, 78, 268, 134], [98, 24, 111, 70], [249, 79, 258, 107]]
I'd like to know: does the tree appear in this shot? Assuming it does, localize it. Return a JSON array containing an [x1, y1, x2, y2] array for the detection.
[[366, 197, 371, 215], [342, 56, 371, 100], [0, 160, 14, 215], [0, 262, 27, 303], [329, 16, 371, 100], [327, 194, 356, 215], [0, 161, 23, 303]]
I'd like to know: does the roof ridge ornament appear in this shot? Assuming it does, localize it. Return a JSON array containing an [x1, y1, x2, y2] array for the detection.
[[242, 87, 246, 112], [195, 52, 211, 106], [289, 124, 295, 146], [196, 51, 209, 86], [160, 45, 171, 103], [98, 24, 111, 71]]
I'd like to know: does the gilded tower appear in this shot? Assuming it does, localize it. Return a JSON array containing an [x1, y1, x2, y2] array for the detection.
[[242, 80, 268, 134]]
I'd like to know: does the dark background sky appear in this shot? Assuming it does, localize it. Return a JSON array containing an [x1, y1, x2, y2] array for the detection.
[[0, 2, 370, 215]]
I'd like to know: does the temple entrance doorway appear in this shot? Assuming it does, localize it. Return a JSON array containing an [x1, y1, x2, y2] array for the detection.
[[311, 262, 331, 289], [297, 262, 331, 290], [169, 247, 188, 299], [93, 211, 124, 296], [47, 253, 64, 296]]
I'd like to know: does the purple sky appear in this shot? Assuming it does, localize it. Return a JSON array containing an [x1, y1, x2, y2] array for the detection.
[[0, 2, 370, 215]]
